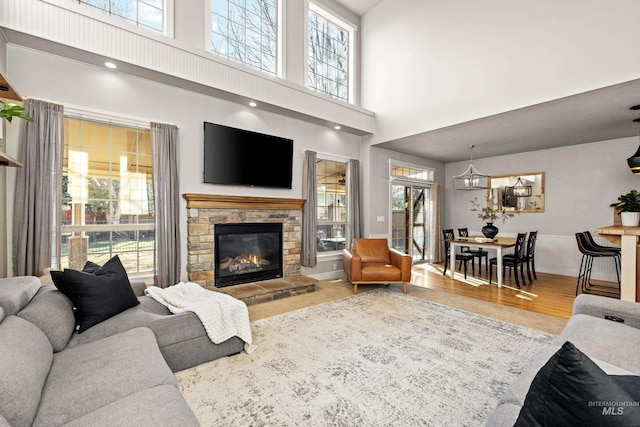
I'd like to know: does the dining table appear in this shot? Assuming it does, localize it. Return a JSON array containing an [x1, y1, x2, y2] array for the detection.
[[448, 236, 517, 287]]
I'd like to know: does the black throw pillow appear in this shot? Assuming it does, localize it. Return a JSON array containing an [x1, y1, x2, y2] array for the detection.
[[51, 260, 100, 298], [61, 255, 139, 333], [81, 260, 102, 274], [515, 341, 640, 427]]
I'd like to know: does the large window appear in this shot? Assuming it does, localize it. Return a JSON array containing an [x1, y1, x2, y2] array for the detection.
[[316, 158, 347, 253], [71, 0, 165, 33], [61, 116, 155, 276], [308, 3, 354, 102], [211, 0, 279, 75]]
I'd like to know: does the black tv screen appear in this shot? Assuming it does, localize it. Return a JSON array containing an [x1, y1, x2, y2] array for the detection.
[[203, 122, 293, 189]]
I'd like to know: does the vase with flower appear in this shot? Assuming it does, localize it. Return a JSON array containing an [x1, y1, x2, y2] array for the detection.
[[470, 198, 517, 239]]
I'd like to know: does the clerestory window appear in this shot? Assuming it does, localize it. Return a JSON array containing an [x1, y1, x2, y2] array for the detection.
[[210, 0, 279, 76], [60, 115, 155, 276], [70, 0, 166, 33], [308, 2, 355, 102]]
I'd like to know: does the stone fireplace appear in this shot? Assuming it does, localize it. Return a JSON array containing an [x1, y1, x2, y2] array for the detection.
[[184, 194, 303, 288]]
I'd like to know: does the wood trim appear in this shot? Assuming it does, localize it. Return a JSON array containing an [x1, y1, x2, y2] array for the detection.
[[183, 193, 305, 210], [0, 73, 23, 102], [0, 151, 22, 168]]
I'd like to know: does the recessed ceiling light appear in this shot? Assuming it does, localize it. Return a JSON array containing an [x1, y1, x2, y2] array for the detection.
[[334, 125, 341, 130], [249, 101, 257, 107], [105, 61, 117, 69]]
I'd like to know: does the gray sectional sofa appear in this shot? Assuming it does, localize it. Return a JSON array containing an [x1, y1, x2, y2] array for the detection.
[[487, 294, 640, 425], [0, 275, 244, 427]]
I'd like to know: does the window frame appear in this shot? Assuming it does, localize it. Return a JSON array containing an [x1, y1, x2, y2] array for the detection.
[[54, 0, 174, 37], [59, 112, 156, 279], [206, 0, 283, 77], [306, 1, 356, 103], [316, 156, 348, 256]]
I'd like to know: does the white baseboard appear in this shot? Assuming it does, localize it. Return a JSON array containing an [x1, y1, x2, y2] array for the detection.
[[308, 270, 345, 281]]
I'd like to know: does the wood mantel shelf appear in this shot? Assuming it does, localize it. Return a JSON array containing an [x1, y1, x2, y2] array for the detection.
[[183, 193, 304, 210], [596, 225, 640, 302]]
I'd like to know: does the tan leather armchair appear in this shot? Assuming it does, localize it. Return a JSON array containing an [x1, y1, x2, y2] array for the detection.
[[343, 238, 412, 294]]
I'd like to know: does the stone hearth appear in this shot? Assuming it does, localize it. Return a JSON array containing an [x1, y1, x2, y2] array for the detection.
[[184, 194, 305, 288], [207, 275, 316, 305]]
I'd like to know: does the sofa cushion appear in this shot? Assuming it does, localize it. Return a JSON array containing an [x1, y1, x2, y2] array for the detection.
[[0, 276, 40, 315], [558, 313, 640, 373], [64, 298, 245, 372], [515, 341, 640, 426], [32, 327, 177, 427], [58, 255, 140, 332], [62, 385, 200, 427], [17, 284, 75, 352], [0, 316, 53, 427]]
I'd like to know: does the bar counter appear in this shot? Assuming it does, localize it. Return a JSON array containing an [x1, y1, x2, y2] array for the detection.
[[595, 225, 640, 302]]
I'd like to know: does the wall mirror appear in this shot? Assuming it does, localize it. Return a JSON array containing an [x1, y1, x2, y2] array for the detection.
[[487, 172, 545, 213]]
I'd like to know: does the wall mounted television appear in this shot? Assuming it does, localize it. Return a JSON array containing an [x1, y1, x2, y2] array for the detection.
[[203, 122, 294, 189]]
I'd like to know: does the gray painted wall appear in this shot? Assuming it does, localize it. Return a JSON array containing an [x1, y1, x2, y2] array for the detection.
[[444, 137, 639, 280]]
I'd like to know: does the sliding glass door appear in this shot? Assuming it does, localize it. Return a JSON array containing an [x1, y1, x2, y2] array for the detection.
[[391, 184, 430, 263]]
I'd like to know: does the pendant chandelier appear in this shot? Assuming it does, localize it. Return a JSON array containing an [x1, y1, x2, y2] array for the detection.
[[627, 105, 640, 175], [511, 177, 532, 197], [453, 145, 490, 190]]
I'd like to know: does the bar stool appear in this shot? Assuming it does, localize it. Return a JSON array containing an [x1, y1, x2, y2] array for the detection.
[[575, 232, 620, 296]]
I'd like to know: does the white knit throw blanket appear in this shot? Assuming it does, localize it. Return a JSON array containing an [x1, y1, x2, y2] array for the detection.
[[145, 282, 256, 354]]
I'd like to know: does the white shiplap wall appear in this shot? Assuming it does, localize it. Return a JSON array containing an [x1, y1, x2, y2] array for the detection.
[[0, 0, 374, 134]]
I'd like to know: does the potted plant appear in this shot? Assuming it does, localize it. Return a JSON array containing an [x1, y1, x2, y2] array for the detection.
[[0, 100, 33, 167], [470, 198, 517, 238], [0, 100, 33, 122], [610, 190, 640, 226]]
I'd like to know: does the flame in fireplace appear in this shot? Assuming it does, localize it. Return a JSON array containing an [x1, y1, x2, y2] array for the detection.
[[220, 253, 271, 274]]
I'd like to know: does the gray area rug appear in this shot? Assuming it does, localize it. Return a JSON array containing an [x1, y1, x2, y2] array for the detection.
[[177, 289, 553, 426]]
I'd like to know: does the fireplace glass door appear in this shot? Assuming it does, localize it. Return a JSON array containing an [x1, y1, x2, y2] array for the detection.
[[214, 223, 283, 287]]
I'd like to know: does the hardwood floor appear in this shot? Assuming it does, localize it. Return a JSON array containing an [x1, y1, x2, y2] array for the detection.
[[410, 262, 606, 320]]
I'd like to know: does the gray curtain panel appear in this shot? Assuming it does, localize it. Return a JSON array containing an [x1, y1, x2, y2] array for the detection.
[[13, 99, 64, 276], [301, 150, 317, 267], [346, 159, 361, 249], [151, 122, 181, 288]]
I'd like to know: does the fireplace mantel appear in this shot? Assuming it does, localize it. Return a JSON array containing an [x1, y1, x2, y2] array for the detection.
[[183, 193, 304, 210]]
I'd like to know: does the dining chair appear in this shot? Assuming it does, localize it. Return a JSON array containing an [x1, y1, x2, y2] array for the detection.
[[442, 229, 474, 279], [489, 233, 527, 288], [457, 228, 489, 274], [522, 231, 538, 283]]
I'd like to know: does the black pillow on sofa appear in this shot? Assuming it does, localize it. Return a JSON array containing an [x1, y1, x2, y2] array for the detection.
[[515, 341, 640, 427], [51, 260, 103, 298], [58, 256, 139, 333]]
